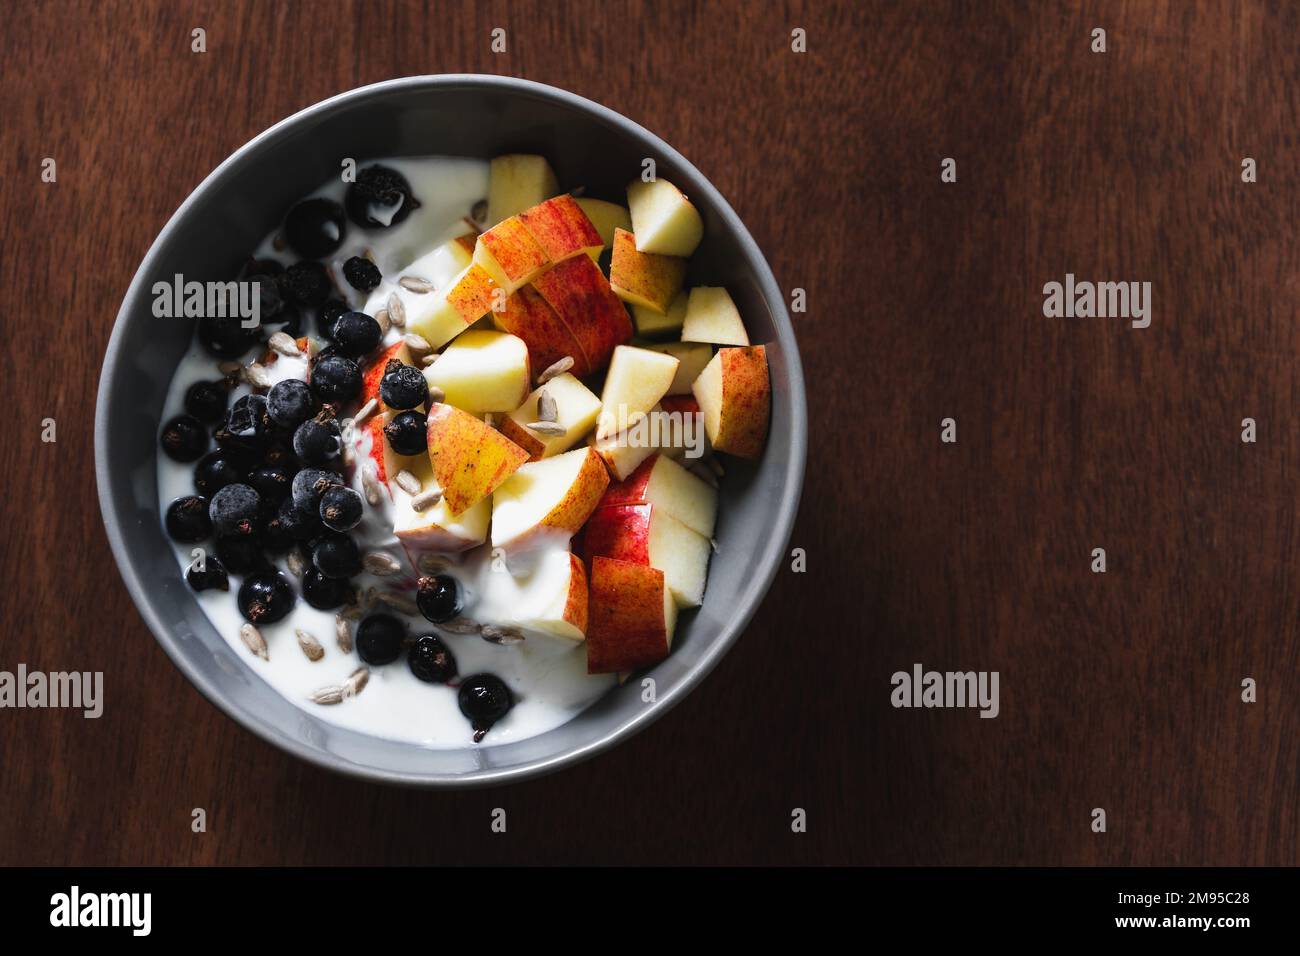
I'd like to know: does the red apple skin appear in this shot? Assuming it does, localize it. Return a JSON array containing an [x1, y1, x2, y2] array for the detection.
[[658, 395, 700, 417], [531, 255, 632, 376], [596, 455, 658, 510], [362, 341, 406, 404], [363, 415, 389, 484], [580, 503, 652, 567], [518, 194, 603, 261], [495, 285, 592, 379], [586, 557, 670, 673]]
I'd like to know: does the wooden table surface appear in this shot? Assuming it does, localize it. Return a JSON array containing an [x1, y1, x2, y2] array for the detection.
[[2, 0, 1296, 866]]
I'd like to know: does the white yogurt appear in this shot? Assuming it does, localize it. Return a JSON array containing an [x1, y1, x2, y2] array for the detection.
[[157, 156, 615, 749]]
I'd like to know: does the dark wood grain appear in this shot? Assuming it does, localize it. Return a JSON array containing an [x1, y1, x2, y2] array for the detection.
[[1, 0, 1296, 866]]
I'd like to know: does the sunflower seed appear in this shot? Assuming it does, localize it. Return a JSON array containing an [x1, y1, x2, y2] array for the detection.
[[343, 666, 370, 698], [537, 356, 574, 385], [361, 586, 379, 610], [377, 591, 419, 616], [239, 623, 268, 661], [354, 398, 378, 425], [440, 616, 482, 635], [342, 445, 356, 468], [361, 462, 383, 506], [525, 420, 566, 436], [374, 308, 391, 334], [707, 457, 725, 477], [338, 417, 357, 444], [295, 628, 325, 661], [481, 624, 526, 645], [402, 333, 432, 353], [426, 384, 445, 403], [285, 549, 307, 578], [335, 615, 354, 652], [387, 292, 406, 328], [243, 363, 273, 390], [537, 391, 558, 423], [217, 360, 242, 376], [411, 489, 442, 512], [363, 551, 402, 576], [309, 685, 344, 705], [471, 199, 488, 223], [340, 603, 365, 622], [268, 331, 301, 357], [394, 470, 422, 495], [421, 353, 438, 367], [417, 553, 448, 574], [399, 275, 434, 294], [272, 232, 288, 251]]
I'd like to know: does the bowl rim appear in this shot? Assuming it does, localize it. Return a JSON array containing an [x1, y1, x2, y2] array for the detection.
[[95, 74, 807, 787]]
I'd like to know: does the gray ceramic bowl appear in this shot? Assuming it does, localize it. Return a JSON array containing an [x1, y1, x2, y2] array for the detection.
[[96, 75, 806, 787]]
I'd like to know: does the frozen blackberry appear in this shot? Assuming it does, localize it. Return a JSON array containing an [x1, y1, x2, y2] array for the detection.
[[183, 380, 229, 424], [284, 197, 347, 259], [273, 494, 322, 543], [165, 495, 211, 543], [215, 395, 272, 467], [342, 256, 382, 292], [215, 535, 270, 575], [329, 311, 382, 358], [237, 572, 295, 624], [279, 260, 333, 307], [291, 468, 343, 516], [458, 675, 514, 742], [312, 533, 361, 579], [384, 410, 427, 456], [267, 379, 317, 428], [318, 298, 348, 336], [379, 359, 428, 410], [356, 614, 405, 665], [209, 483, 262, 538], [193, 452, 242, 498], [311, 353, 362, 405], [416, 575, 461, 624], [345, 165, 420, 229], [319, 485, 363, 532], [292, 409, 341, 466], [246, 464, 293, 512], [160, 415, 208, 462], [301, 568, 353, 610], [186, 556, 229, 593], [408, 634, 457, 684], [197, 314, 258, 359]]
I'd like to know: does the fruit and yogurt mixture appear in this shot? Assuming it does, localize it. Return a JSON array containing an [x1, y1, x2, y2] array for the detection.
[[157, 153, 771, 746]]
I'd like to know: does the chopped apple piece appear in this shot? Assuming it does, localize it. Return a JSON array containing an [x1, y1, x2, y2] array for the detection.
[[596, 345, 679, 439], [425, 402, 529, 516], [513, 551, 589, 642], [609, 228, 687, 314], [487, 154, 560, 227], [493, 285, 590, 380], [626, 178, 704, 257], [490, 446, 610, 551], [472, 216, 551, 294], [498, 372, 602, 460], [598, 452, 718, 538], [358, 341, 422, 485], [590, 400, 703, 480], [692, 345, 770, 459], [680, 286, 749, 346], [574, 198, 632, 258], [530, 254, 632, 375], [518, 194, 603, 263], [582, 503, 710, 609], [646, 340, 712, 394], [405, 264, 499, 349], [586, 557, 677, 673], [424, 330, 531, 414], [631, 289, 688, 338], [393, 457, 491, 556]]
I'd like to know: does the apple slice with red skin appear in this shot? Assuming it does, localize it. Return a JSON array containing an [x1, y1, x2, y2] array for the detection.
[[530, 255, 632, 376], [586, 556, 677, 673]]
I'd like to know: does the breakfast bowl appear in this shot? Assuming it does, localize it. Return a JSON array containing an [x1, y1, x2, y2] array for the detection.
[[95, 75, 806, 787]]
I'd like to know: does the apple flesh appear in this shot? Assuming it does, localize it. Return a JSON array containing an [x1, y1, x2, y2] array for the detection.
[[645, 341, 713, 394], [490, 446, 610, 552], [487, 154, 559, 227], [574, 198, 632, 258], [518, 194, 603, 263], [581, 502, 711, 608], [692, 345, 770, 459], [598, 451, 718, 538], [393, 456, 491, 557], [530, 254, 632, 376], [510, 550, 589, 642], [424, 329, 531, 413], [425, 402, 530, 516], [596, 344, 679, 439], [609, 228, 687, 314], [358, 340, 422, 486], [497, 372, 602, 460], [493, 284, 591, 380], [586, 556, 677, 673], [680, 286, 749, 346], [626, 178, 704, 257], [405, 264, 499, 349], [631, 289, 688, 338]]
